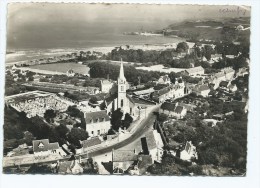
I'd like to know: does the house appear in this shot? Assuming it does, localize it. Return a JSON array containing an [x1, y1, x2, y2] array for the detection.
[[133, 88, 154, 97], [141, 130, 164, 162], [180, 141, 198, 161], [100, 79, 114, 93], [173, 106, 187, 119], [157, 74, 171, 85], [57, 158, 84, 174], [84, 111, 111, 137], [193, 84, 210, 97], [152, 83, 185, 103], [66, 69, 75, 77], [112, 150, 138, 174], [183, 66, 204, 76], [81, 137, 102, 152], [152, 87, 173, 103], [160, 102, 187, 119], [237, 67, 249, 77], [223, 67, 235, 80], [32, 139, 61, 156], [209, 72, 226, 89], [176, 102, 196, 112]]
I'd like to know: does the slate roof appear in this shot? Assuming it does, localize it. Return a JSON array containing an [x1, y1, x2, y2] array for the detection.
[[132, 97, 156, 105], [142, 130, 164, 152], [185, 66, 204, 74], [82, 137, 102, 148], [101, 79, 113, 84], [174, 106, 184, 114], [85, 111, 110, 124], [161, 102, 175, 112], [48, 142, 59, 150], [133, 88, 154, 95], [196, 84, 210, 92], [112, 150, 138, 162], [154, 87, 171, 97], [33, 139, 50, 153]]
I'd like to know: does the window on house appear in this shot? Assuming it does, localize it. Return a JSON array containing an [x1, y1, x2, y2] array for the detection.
[[130, 107, 132, 114], [97, 130, 100, 135], [121, 99, 124, 107], [91, 131, 94, 135], [121, 86, 124, 91]]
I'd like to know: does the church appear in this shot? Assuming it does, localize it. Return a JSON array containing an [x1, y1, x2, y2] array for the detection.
[[103, 62, 136, 116]]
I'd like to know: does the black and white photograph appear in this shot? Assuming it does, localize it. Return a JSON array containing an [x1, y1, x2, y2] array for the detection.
[[1, 2, 256, 178]]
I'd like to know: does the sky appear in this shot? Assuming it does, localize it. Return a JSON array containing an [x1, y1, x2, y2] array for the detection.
[[6, 4, 251, 50]]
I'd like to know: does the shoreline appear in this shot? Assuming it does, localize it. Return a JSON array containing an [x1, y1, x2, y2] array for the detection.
[[6, 39, 186, 66]]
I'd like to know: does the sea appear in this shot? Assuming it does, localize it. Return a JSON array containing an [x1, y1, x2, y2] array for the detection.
[[6, 35, 184, 65]]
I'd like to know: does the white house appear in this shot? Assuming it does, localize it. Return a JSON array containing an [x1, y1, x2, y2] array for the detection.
[[180, 141, 198, 161], [33, 139, 62, 156], [160, 102, 187, 119], [193, 84, 210, 97], [183, 66, 204, 77], [85, 111, 111, 137]]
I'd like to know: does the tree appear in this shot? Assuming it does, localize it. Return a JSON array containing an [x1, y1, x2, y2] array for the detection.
[[89, 96, 98, 104], [110, 109, 123, 131], [176, 42, 189, 53], [157, 113, 168, 123], [56, 124, 69, 139], [67, 106, 81, 118], [44, 109, 56, 123], [122, 113, 133, 129], [67, 127, 88, 147]]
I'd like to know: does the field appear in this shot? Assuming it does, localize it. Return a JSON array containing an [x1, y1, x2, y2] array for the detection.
[[29, 62, 90, 75]]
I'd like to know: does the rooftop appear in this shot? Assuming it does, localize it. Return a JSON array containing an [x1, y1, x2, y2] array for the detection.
[[82, 137, 102, 148], [85, 110, 110, 124], [185, 66, 204, 74], [161, 102, 175, 112], [174, 105, 184, 114], [112, 150, 138, 162]]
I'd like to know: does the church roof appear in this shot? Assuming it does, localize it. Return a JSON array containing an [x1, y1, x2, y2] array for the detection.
[[118, 61, 126, 80]]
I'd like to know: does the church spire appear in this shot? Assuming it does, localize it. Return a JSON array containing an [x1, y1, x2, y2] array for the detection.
[[119, 58, 125, 80]]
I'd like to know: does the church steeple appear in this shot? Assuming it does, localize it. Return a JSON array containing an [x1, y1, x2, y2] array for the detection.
[[119, 59, 126, 81], [117, 58, 127, 113]]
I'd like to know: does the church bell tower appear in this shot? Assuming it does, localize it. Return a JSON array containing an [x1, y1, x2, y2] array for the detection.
[[117, 60, 127, 112]]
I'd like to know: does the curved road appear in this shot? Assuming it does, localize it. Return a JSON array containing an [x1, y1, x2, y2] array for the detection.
[[83, 106, 159, 158], [3, 106, 159, 168]]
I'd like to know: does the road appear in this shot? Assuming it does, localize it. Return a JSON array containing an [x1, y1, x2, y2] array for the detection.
[[3, 105, 159, 168], [82, 105, 160, 158]]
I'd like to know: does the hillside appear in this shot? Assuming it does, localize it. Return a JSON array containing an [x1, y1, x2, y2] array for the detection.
[[162, 17, 250, 42]]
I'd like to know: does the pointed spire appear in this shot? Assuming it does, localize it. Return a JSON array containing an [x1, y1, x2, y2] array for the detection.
[[119, 58, 125, 80]]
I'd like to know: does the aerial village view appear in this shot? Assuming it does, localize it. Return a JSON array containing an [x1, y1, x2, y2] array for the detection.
[[3, 4, 250, 176]]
